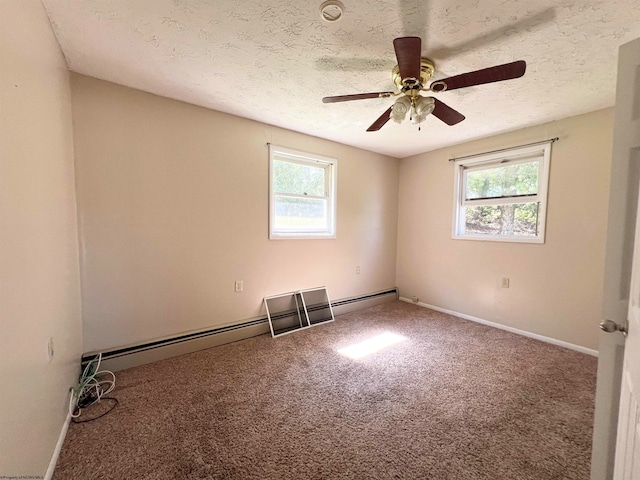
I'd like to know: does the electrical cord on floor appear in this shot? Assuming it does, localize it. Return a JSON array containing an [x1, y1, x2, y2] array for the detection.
[[70, 353, 118, 422], [71, 398, 119, 423]]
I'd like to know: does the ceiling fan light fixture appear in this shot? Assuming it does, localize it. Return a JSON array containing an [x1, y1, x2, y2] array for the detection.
[[391, 96, 411, 124], [411, 96, 435, 124], [411, 111, 426, 124]]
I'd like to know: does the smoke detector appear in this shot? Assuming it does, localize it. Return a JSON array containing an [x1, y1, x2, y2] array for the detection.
[[320, 1, 345, 22]]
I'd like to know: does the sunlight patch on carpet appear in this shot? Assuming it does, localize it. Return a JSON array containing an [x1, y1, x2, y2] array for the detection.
[[337, 332, 408, 359]]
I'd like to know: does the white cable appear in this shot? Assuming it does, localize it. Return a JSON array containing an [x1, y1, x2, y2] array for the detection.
[[72, 353, 116, 418]]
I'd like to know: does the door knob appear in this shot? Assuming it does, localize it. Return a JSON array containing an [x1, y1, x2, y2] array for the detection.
[[599, 319, 628, 337]]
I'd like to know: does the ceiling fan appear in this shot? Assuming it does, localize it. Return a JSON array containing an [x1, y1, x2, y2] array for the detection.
[[322, 37, 526, 132]]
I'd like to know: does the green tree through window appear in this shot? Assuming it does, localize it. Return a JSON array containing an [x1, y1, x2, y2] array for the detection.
[[453, 143, 552, 243], [269, 146, 337, 239]]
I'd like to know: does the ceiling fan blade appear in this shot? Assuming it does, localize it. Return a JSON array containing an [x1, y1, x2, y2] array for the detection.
[[366, 107, 393, 132], [431, 60, 526, 92], [393, 36, 422, 81], [431, 98, 465, 125], [322, 92, 394, 103]]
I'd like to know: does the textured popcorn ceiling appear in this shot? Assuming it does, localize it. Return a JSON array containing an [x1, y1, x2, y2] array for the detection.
[[43, 0, 640, 158]]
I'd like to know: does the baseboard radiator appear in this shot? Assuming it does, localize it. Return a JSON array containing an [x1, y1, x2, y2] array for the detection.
[[82, 288, 398, 372]]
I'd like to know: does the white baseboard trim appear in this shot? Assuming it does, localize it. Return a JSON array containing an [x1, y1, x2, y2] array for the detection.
[[44, 398, 73, 480], [399, 297, 598, 357]]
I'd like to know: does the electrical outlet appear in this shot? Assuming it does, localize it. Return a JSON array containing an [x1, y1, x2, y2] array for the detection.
[[412, 296, 419, 303], [501, 277, 510, 288], [234, 280, 243, 292], [47, 337, 54, 361], [356, 266, 361, 274]]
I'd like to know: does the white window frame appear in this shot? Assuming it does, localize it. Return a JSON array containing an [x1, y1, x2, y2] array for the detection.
[[452, 143, 552, 244], [269, 145, 337, 240]]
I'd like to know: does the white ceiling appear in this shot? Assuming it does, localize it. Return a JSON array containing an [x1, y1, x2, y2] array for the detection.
[[42, 0, 640, 158]]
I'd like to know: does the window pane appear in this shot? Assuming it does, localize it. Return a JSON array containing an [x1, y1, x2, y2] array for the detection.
[[274, 196, 327, 231], [463, 203, 538, 237], [465, 161, 538, 200], [273, 159, 326, 196]]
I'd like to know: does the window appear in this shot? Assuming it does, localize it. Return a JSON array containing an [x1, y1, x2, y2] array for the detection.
[[453, 142, 552, 243], [269, 145, 337, 239]]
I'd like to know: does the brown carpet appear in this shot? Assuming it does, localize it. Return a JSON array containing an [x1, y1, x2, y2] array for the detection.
[[54, 301, 597, 480]]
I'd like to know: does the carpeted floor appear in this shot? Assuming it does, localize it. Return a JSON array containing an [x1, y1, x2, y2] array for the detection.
[[54, 301, 597, 480]]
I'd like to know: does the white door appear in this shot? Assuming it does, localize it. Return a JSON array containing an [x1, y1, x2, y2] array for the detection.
[[612, 37, 640, 480], [591, 37, 640, 480], [615, 206, 640, 477]]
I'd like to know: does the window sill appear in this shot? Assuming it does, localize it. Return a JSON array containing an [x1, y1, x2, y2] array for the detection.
[[269, 233, 336, 240], [452, 234, 544, 244]]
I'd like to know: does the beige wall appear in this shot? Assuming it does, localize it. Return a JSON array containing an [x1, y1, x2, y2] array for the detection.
[[0, 3, 615, 473], [0, 0, 82, 476], [397, 108, 613, 351], [70, 74, 399, 352]]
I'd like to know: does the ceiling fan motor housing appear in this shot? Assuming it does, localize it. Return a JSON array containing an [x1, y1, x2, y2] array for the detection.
[[392, 58, 435, 91]]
